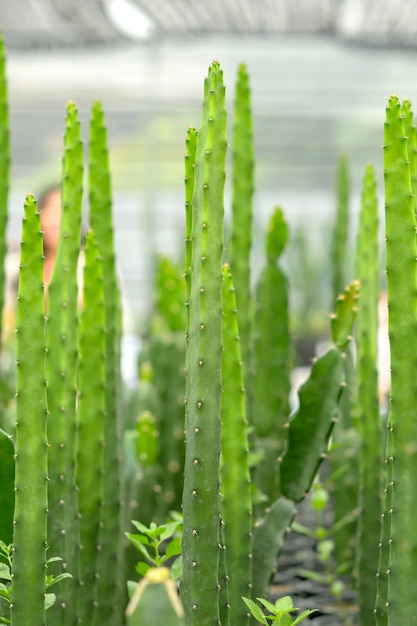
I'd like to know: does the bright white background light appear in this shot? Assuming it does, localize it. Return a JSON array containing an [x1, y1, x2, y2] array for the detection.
[[104, 0, 155, 40]]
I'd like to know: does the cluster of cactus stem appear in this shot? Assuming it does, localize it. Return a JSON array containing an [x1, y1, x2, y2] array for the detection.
[[0, 28, 417, 626]]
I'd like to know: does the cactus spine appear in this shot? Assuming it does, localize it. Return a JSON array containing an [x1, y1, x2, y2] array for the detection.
[[89, 101, 124, 626], [229, 63, 254, 418], [0, 35, 9, 346], [354, 163, 382, 625], [376, 94, 417, 625], [10, 194, 48, 626], [46, 101, 83, 625], [220, 263, 252, 626], [181, 61, 227, 626], [76, 231, 106, 623]]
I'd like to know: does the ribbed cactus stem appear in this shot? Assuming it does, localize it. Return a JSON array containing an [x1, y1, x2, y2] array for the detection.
[[185, 125, 198, 340], [89, 100, 124, 626], [229, 62, 254, 420], [401, 100, 417, 208], [220, 263, 252, 626], [76, 230, 106, 624], [10, 194, 48, 626], [0, 35, 9, 347], [354, 163, 382, 625], [46, 100, 83, 625], [331, 154, 350, 303], [181, 61, 227, 626], [377, 94, 417, 625]]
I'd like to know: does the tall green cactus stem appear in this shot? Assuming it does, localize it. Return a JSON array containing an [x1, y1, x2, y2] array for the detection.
[[401, 100, 417, 208], [76, 230, 106, 624], [185, 125, 198, 341], [89, 101, 124, 626], [220, 263, 252, 626], [253, 207, 290, 505], [10, 194, 48, 626], [377, 94, 417, 625], [0, 35, 9, 348], [0, 428, 14, 547], [331, 154, 350, 303], [181, 61, 227, 626], [46, 101, 83, 625], [354, 163, 382, 625], [229, 62, 254, 421]]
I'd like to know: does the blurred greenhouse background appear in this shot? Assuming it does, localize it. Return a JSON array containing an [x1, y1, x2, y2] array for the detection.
[[2, 0, 417, 327]]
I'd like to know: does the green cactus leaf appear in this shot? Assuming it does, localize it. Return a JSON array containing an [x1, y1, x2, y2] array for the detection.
[[281, 348, 345, 502]]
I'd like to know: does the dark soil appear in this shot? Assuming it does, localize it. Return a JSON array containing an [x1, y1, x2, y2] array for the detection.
[[269, 498, 358, 626]]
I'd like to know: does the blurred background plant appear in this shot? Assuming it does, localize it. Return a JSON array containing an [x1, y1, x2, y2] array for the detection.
[[1, 0, 411, 343]]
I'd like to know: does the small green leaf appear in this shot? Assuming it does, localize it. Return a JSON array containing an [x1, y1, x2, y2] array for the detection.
[[45, 572, 73, 590], [160, 521, 181, 543], [46, 556, 63, 565], [170, 556, 182, 581], [45, 593, 56, 611], [292, 609, 317, 625], [127, 580, 137, 600], [131, 520, 154, 535], [242, 597, 269, 625], [258, 597, 279, 614], [125, 533, 154, 563], [0, 565, 11, 582], [135, 561, 151, 578], [165, 537, 182, 559]]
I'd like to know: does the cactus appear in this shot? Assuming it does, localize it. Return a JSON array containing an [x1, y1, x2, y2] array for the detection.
[[331, 154, 350, 302], [0, 34, 9, 347], [228, 62, 254, 420], [46, 101, 83, 626], [253, 207, 290, 507], [354, 163, 382, 625], [76, 230, 106, 624], [181, 60, 227, 626], [375, 94, 417, 625], [10, 194, 48, 626], [184, 126, 198, 343], [220, 263, 252, 626], [89, 100, 125, 626], [401, 100, 417, 206]]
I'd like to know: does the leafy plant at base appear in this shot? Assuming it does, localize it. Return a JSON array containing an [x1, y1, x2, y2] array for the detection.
[[126, 519, 182, 579], [242, 595, 316, 626], [0, 541, 72, 625]]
